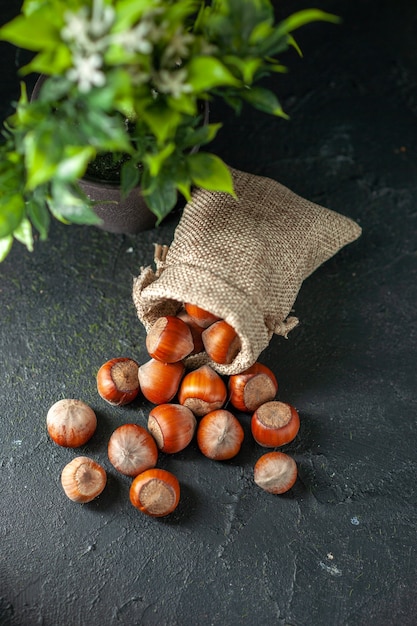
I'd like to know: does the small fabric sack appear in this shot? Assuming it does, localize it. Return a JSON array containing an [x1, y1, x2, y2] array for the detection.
[[133, 168, 361, 375]]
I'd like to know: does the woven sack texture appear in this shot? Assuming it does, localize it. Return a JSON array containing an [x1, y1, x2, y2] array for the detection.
[[133, 168, 362, 375]]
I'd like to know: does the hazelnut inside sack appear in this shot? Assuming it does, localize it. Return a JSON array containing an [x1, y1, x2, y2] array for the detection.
[[133, 168, 361, 375]]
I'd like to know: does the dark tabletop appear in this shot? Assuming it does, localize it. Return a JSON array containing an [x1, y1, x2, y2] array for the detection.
[[1, 1, 416, 625]]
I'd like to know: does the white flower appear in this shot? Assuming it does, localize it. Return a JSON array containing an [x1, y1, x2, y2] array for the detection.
[[62, 9, 90, 46], [155, 68, 192, 99], [130, 69, 151, 86], [90, 4, 115, 38], [62, 3, 115, 52], [67, 53, 106, 93], [163, 27, 194, 61], [199, 39, 218, 56], [118, 21, 154, 54]]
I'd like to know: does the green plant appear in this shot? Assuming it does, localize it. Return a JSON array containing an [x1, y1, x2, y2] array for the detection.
[[0, 0, 339, 261]]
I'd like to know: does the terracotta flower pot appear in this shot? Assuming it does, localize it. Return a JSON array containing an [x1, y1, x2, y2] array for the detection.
[[30, 74, 209, 235]]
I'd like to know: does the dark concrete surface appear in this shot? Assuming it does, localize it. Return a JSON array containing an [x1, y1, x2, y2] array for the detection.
[[1, 1, 416, 625]]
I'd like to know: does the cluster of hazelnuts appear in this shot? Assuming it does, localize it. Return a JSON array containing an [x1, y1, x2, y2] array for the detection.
[[46, 304, 300, 518]]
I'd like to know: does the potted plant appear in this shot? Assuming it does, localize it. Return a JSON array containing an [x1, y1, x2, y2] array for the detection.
[[0, 0, 338, 261]]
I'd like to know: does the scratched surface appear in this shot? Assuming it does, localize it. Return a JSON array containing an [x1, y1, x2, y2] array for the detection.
[[1, 1, 416, 625]]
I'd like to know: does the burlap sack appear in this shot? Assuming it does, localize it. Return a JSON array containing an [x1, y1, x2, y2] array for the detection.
[[132, 168, 361, 375]]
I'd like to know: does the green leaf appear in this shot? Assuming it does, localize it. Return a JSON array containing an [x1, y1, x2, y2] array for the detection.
[[145, 143, 176, 177], [142, 105, 182, 145], [256, 29, 291, 57], [188, 153, 235, 196], [0, 236, 13, 262], [22, 45, 72, 75], [27, 195, 50, 240], [255, 9, 339, 58], [143, 178, 178, 225], [171, 161, 193, 204], [264, 58, 288, 74], [112, 0, 154, 32], [21, 0, 49, 17], [56, 146, 96, 181], [187, 57, 241, 92], [249, 20, 273, 45], [219, 92, 243, 114], [166, 93, 198, 117], [30, 75, 70, 102], [24, 129, 59, 189], [288, 35, 303, 58], [275, 10, 341, 38], [223, 56, 263, 85], [182, 122, 222, 150], [0, 154, 25, 195], [176, 181, 192, 204], [79, 109, 133, 153], [202, 0, 274, 48], [88, 69, 136, 117], [48, 182, 102, 225], [164, 0, 200, 28], [241, 87, 289, 118], [0, 14, 60, 51], [121, 160, 141, 199], [13, 218, 34, 252], [0, 194, 25, 238]]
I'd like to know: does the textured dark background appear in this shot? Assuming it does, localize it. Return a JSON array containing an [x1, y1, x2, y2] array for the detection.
[[1, 1, 416, 625]]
